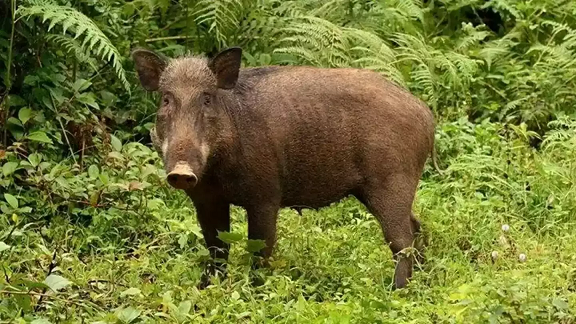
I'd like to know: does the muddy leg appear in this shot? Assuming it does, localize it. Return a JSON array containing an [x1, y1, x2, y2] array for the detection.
[[362, 175, 419, 289], [194, 201, 230, 289]]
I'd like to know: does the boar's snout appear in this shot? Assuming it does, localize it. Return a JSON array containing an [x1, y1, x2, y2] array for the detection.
[[166, 161, 198, 190]]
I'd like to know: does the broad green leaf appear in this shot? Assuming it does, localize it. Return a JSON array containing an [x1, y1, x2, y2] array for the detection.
[[553, 298, 568, 310], [48, 87, 66, 105], [14, 294, 32, 312], [27, 131, 53, 144], [13, 279, 50, 290], [178, 300, 192, 315], [7, 117, 24, 139], [141, 164, 157, 180], [44, 274, 71, 292], [110, 134, 122, 152], [217, 231, 243, 244], [0, 242, 11, 252], [23, 75, 40, 85], [117, 306, 141, 323], [7, 117, 23, 127], [108, 151, 124, 160], [9, 128, 24, 140], [88, 165, 100, 179], [72, 78, 92, 92], [19, 207, 33, 213], [28, 153, 42, 167], [4, 194, 18, 209], [2, 162, 18, 176], [8, 95, 26, 107], [246, 239, 267, 253], [18, 108, 33, 124], [99, 173, 109, 185], [77, 92, 99, 109], [39, 162, 51, 171], [99, 90, 116, 106], [178, 233, 188, 249], [120, 287, 141, 297], [55, 176, 70, 189], [31, 319, 52, 324], [162, 291, 173, 304], [41, 96, 53, 110]]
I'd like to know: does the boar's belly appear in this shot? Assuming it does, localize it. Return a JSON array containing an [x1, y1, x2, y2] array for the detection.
[[279, 149, 362, 209]]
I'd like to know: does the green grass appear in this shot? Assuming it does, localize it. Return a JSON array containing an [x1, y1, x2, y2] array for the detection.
[[2, 116, 576, 323]]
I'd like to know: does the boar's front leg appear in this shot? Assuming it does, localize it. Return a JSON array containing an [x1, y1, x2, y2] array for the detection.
[[246, 203, 280, 268], [193, 200, 230, 289]]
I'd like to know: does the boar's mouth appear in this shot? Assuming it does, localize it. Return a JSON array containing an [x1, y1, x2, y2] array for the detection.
[[166, 161, 198, 190], [150, 126, 162, 154]]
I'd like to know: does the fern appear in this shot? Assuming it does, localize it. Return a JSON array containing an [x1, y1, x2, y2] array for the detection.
[[358, 0, 424, 37], [193, 0, 246, 47], [348, 29, 405, 86], [16, 0, 130, 92], [393, 0, 424, 22], [529, 21, 576, 71], [541, 116, 576, 153], [455, 23, 491, 53], [477, 31, 519, 69], [45, 34, 98, 72], [275, 16, 350, 68], [309, 0, 346, 20]]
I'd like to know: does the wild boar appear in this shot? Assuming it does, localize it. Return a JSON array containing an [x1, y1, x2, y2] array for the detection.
[[132, 47, 439, 289]]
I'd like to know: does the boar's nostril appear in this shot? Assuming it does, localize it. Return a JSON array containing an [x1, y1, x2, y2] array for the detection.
[[167, 173, 198, 189], [166, 162, 198, 190]]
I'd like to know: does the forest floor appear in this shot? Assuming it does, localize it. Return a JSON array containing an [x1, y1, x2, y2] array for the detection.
[[2, 117, 576, 323]]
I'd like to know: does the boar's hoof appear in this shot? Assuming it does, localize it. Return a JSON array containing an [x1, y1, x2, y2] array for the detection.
[[392, 257, 413, 290], [197, 262, 227, 289]]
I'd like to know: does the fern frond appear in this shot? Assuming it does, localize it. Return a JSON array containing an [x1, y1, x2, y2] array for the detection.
[[45, 34, 98, 72], [273, 47, 323, 66], [275, 16, 350, 67], [347, 29, 405, 86], [274, 14, 405, 83], [477, 31, 519, 69], [309, 0, 346, 20], [16, 0, 130, 92], [193, 0, 246, 47], [393, 0, 424, 22], [456, 23, 490, 52]]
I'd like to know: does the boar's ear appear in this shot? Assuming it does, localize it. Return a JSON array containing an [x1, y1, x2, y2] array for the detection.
[[208, 47, 242, 89], [131, 48, 167, 91]]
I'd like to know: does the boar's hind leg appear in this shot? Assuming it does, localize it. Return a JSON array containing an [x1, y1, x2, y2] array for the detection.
[[361, 174, 420, 289], [194, 201, 230, 289]]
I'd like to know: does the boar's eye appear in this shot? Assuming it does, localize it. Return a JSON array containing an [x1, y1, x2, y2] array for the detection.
[[162, 94, 171, 106], [202, 92, 212, 107]]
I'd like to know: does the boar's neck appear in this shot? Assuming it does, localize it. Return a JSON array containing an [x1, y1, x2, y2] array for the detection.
[[206, 88, 249, 177], [201, 79, 273, 205]]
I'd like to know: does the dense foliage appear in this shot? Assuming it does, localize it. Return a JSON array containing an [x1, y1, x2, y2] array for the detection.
[[1, 0, 576, 322]]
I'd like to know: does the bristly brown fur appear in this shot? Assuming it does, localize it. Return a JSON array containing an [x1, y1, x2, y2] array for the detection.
[[133, 47, 438, 290]]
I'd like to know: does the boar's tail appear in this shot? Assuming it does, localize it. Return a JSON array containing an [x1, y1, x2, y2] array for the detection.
[[431, 144, 444, 175]]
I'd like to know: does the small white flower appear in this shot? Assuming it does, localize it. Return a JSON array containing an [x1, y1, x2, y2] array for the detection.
[[519, 253, 527, 262], [491, 251, 499, 261], [502, 224, 510, 232]]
